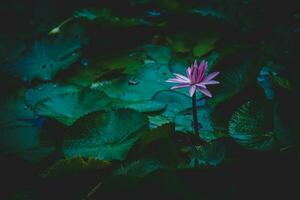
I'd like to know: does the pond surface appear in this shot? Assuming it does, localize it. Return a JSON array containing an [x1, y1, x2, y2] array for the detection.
[[0, 0, 299, 199]]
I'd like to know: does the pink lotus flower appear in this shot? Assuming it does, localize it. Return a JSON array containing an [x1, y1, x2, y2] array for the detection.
[[166, 60, 219, 97]]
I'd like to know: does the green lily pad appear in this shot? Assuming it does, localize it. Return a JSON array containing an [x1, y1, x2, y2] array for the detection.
[[208, 54, 262, 106], [115, 100, 166, 113], [0, 92, 55, 162], [148, 115, 172, 128], [13, 35, 82, 81], [152, 90, 191, 118], [63, 54, 143, 88], [228, 101, 275, 151], [63, 109, 148, 160], [25, 83, 79, 108], [95, 63, 171, 102], [149, 90, 193, 129], [34, 88, 112, 126]]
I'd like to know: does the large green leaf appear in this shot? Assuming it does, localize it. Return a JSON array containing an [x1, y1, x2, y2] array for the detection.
[[94, 63, 171, 102], [34, 88, 112, 126], [228, 101, 275, 151], [208, 64, 251, 106], [63, 109, 149, 160], [152, 90, 191, 117], [0, 92, 55, 162], [12, 34, 82, 81], [25, 83, 79, 108], [208, 50, 263, 106], [150, 90, 191, 128], [115, 100, 166, 113], [63, 53, 143, 88]]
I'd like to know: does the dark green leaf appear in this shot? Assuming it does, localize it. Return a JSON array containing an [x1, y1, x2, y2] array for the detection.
[[229, 101, 275, 151], [64, 109, 149, 160], [34, 88, 112, 126]]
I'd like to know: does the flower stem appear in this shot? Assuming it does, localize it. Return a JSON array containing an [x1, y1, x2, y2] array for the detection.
[[192, 93, 199, 136]]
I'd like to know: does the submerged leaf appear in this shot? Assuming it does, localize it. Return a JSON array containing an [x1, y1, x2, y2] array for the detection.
[[208, 52, 262, 105]]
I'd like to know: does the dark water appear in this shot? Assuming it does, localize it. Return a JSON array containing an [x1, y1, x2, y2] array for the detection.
[[0, 0, 300, 199]]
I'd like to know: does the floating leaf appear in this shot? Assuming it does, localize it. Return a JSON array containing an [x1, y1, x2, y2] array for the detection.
[[95, 63, 171, 102], [116, 100, 166, 113], [64, 109, 148, 160], [150, 90, 192, 129], [0, 92, 55, 162], [34, 89, 112, 126], [25, 83, 79, 108], [148, 115, 172, 128], [229, 101, 275, 151], [152, 90, 191, 117], [208, 52, 262, 105], [63, 54, 142, 88], [12, 34, 82, 81]]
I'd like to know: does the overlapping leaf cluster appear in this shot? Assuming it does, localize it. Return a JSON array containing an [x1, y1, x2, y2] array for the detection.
[[0, 0, 299, 199]]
